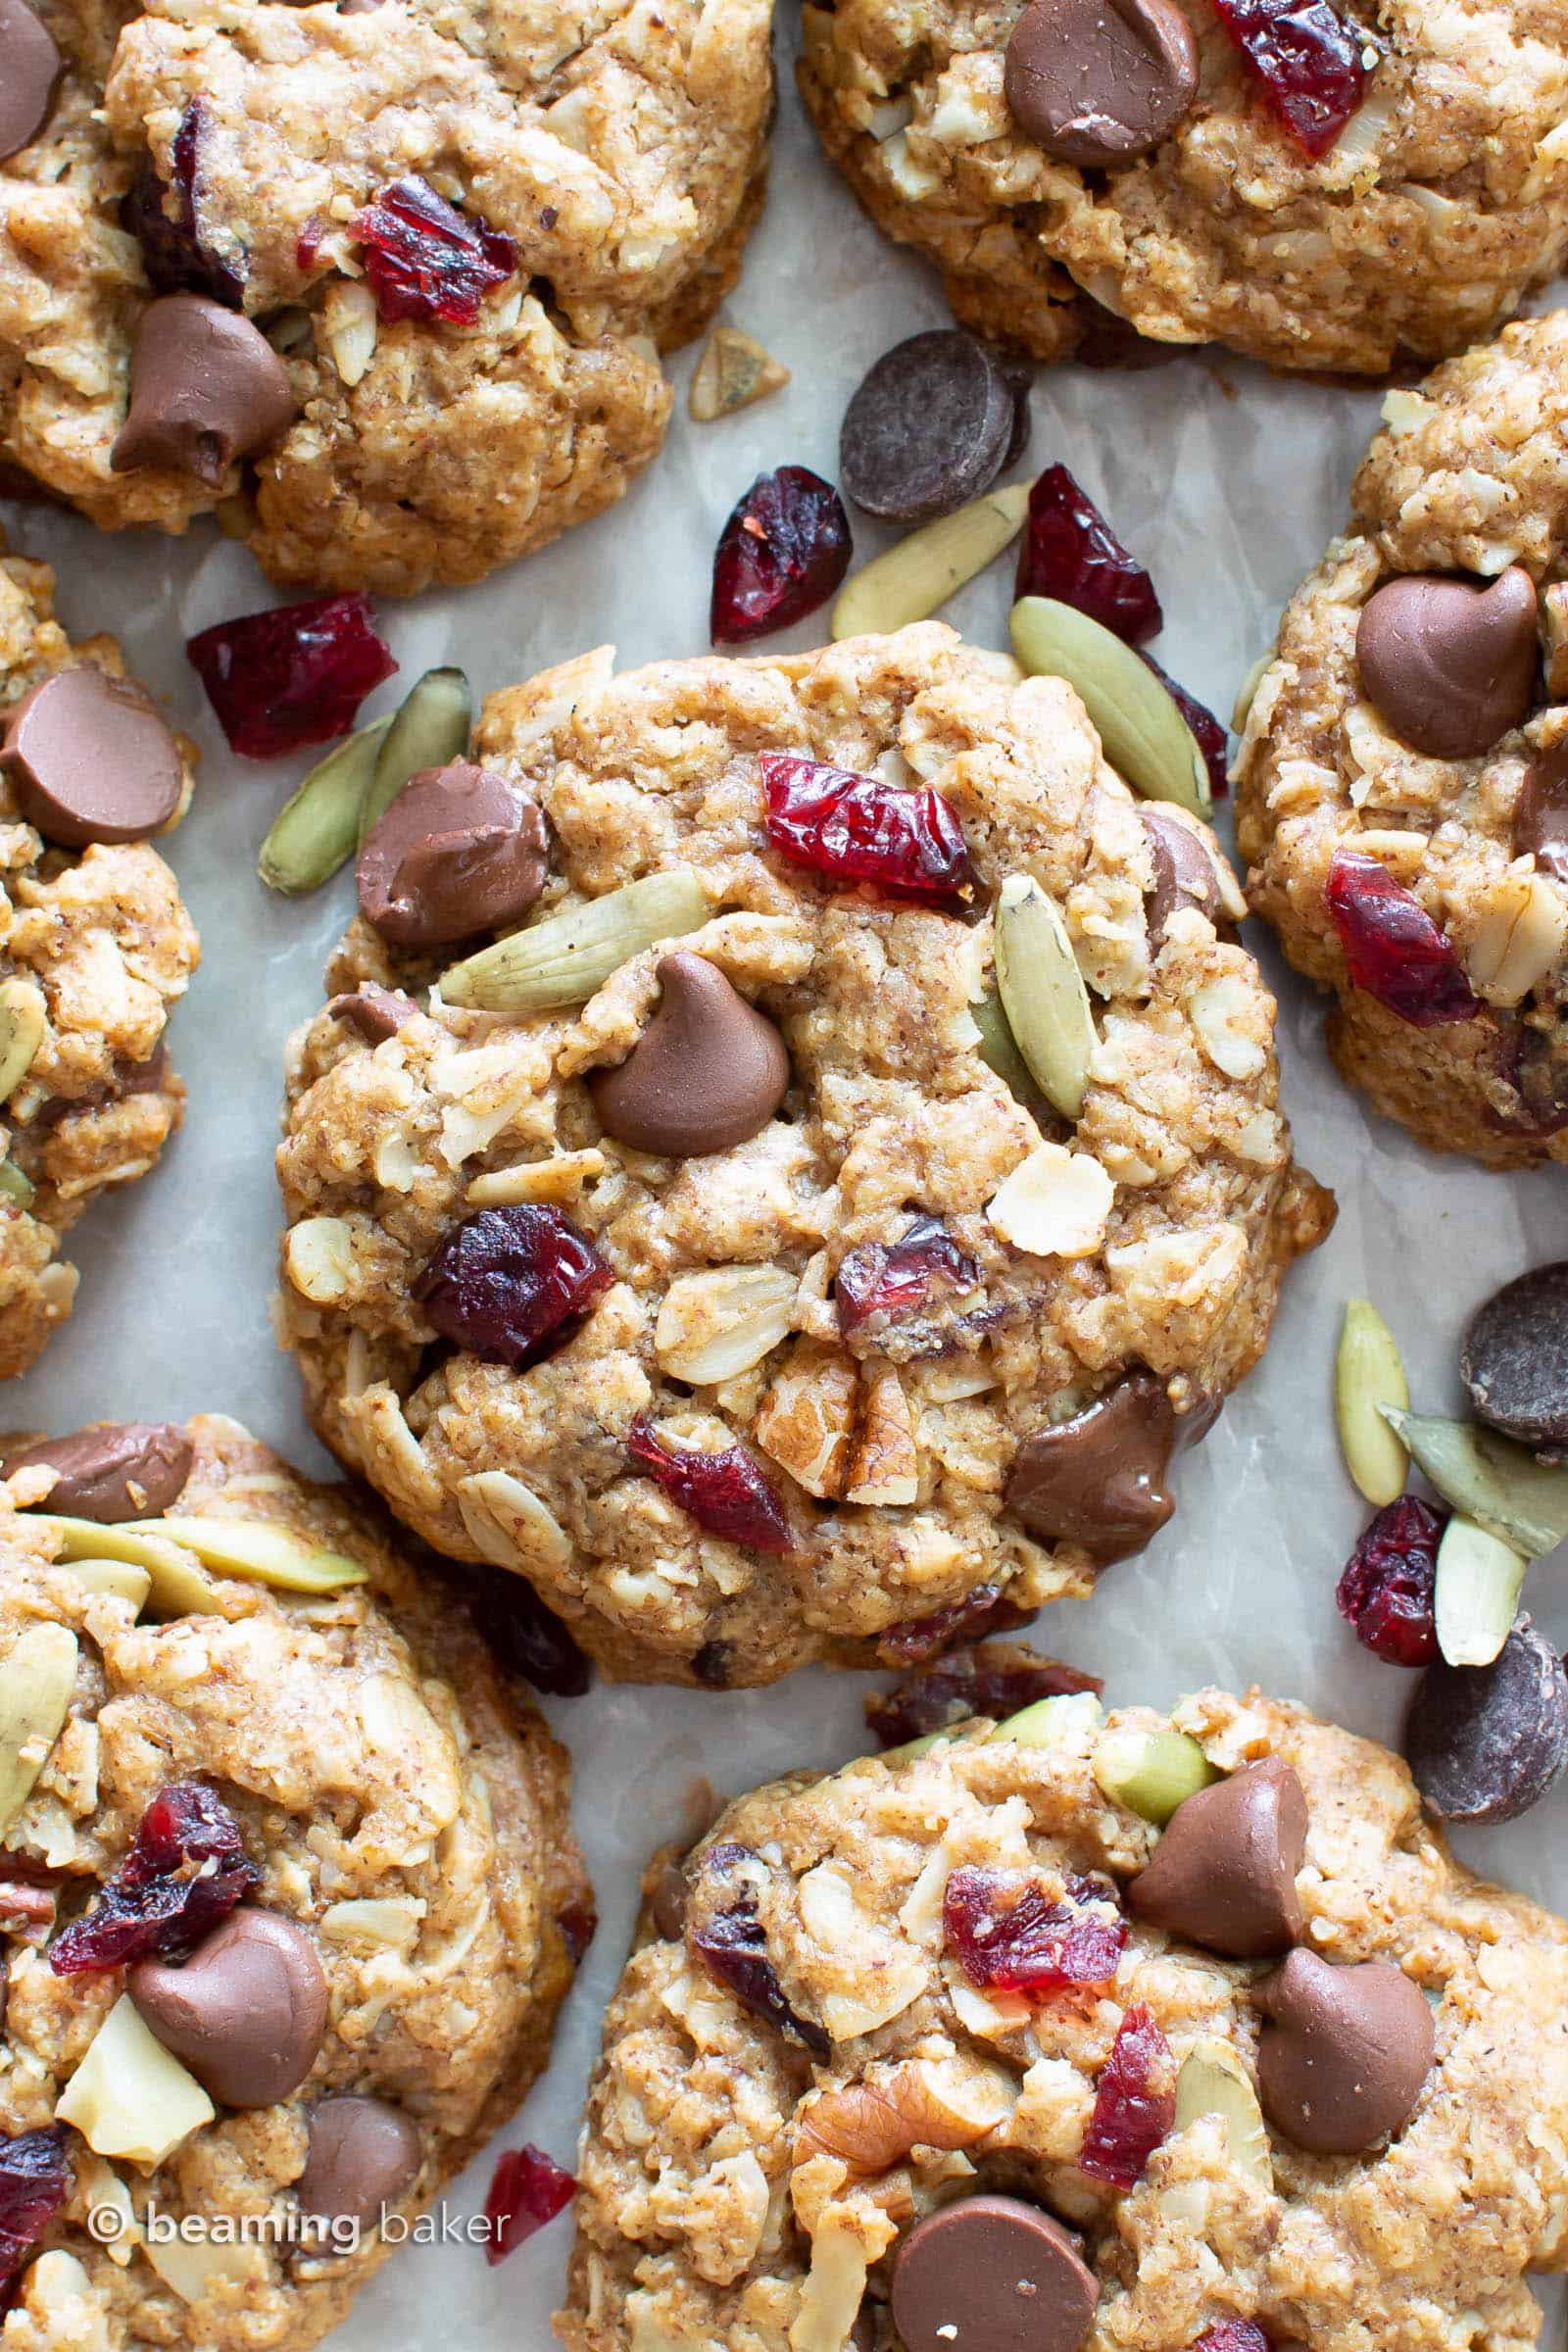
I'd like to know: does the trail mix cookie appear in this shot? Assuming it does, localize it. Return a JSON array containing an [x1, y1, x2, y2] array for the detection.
[[559, 1681, 1568, 2352], [276, 622, 1331, 1687], [0, 1412, 589, 2352], [1235, 315, 1568, 1166], [797, 0, 1568, 375], [0, 0, 773, 596], [0, 534, 197, 1378]]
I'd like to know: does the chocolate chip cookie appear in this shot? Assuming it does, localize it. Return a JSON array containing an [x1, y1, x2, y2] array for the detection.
[[0, 534, 198, 1378], [560, 1681, 1568, 2352], [276, 622, 1331, 1687], [798, 0, 1568, 374], [1235, 315, 1568, 1165], [0, 0, 773, 596], [0, 1412, 589, 2351]]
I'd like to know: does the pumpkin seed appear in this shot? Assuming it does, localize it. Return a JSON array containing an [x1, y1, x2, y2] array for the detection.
[[55, 1557, 151, 1610], [1335, 1298, 1408, 1506], [1010, 596, 1211, 816], [1173, 2039, 1272, 2190], [0, 978, 47, 1104], [970, 987, 1036, 1103], [0, 1160, 33, 1207], [145, 1517, 367, 1592], [832, 481, 1031, 640], [992, 1690, 1103, 1748], [0, 1621, 78, 1839], [1434, 1514, 1527, 1667], [258, 716, 392, 896], [1094, 1725, 1220, 1824], [440, 866, 710, 1012], [994, 873, 1097, 1119], [358, 666, 474, 848], [34, 1517, 222, 1615], [1380, 1407, 1568, 1559]]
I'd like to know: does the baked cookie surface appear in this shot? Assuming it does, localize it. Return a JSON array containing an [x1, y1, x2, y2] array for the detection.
[[0, 1411, 589, 2352], [0, 0, 773, 595], [276, 624, 1331, 1687], [1235, 314, 1568, 1165], [797, 0, 1568, 375], [0, 535, 197, 1378], [559, 1682, 1568, 2352]]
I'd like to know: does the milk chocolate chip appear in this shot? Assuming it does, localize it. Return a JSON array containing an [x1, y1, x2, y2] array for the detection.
[[1255, 1948, 1434, 2155], [589, 954, 790, 1157], [1512, 742, 1568, 885], [130, 1909, 327, 2108], [0, 0, 61, 161], [1004, 0, 1199, 167], [1143, 808, 1224, 946], [1356, 567, 1539, 760], [1128, 1757, 1307, 1956], [356, 762, 549, 950], [1004, 1370, 1178, 1564], [2, 668, 183, 848], [890, 2193, 1098, 2352], [297, 2095, 422, 2229], [327, 985, 419, 1044], [6, 1421, 192, 1522], [111, 293, 295, 488]]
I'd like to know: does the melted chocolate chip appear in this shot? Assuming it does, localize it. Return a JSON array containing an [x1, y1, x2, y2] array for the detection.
[[589, 955, 790, 1158], [356, 762, 549, 950], [2, 668, 184, 848], [110, 294, 295, 487], [326, 985, 419, 1044], [1254, 1948, 1433, 2155], [1512, 741, 1568, 884], [5, 1422, 192, 1522], [1004, 0, 1199, 167], [1355, 568, 1539, 760], [129, 1909, 328, 2108], [1143, 807, 1225, 946], [1128, 1757, 1307, 1957], [1004, 1371, 1178, 1564]]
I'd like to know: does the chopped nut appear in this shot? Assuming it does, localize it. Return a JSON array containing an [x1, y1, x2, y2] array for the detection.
[[845, 1364, 919, 1505], [688, 326, 790, 421], [788, 2218, 871, 2352], [754, 1338, 858, 1498], [986, 1144, 1113, 1258], [0, 977, 47, 1105], [0, 1622, 78, 1840], [457, 1470, 572, 1576], [1186, 974, 1267, 1078], [322, 277, 378, 387], [1465, 871, 1567, 1004], [656, 1266, 798, 1384], [797, 2058, 1012, 2173], [467, 1149, 606, 1206], [319, 1896, 425, 1954], [56, 1994, 215, 2164], [285, 1215, 358, 1304]]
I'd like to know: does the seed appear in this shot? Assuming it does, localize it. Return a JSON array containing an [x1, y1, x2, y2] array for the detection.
[[969, 987, 1037, 1103], [0, 1161, 33, 1207], [258, 717, 392, 895], [357, 666, 473, 848], [145, 1517, 367, 1592], [1433, 1514, 1527, 1668], [1335, 1298, 1408, 1506], [1010, 595, 1211, 816], [52, 1558, 152, 1610], [55, 1994, 214, 2166], [0, 1622, 79, 1841], [0, 978, 47, 1104], [831, 481, 1031, 639], [1380, 1407, 1568, 1559], [991, 1690, 1103, 1748], [35, 1517, 222, 1615], [1094, 1725, 1219, 1824], [322, 276, 378, 387], [688, 326, 789, 421], [439, 867, 710, 1012], [1173, 2040, 1272, 2191], [994, 873, 1097, 1119]]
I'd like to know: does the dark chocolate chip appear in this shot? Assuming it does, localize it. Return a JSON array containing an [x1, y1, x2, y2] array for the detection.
[[5, 1422, 192, 1522], [1355, 568, 1539, 760], [129, 1908, 328, 2108], [356, 762, 549, 950], [1143, 807, 1224, 946], [1512, 742, 1568, 885], [1128, 1757, 1307, 1957], [297, 2096, 422, 2229], [1004, 0, 1199, 167], [110, 293, 295, 487], [1004, 1370, 1178, 1565], [1461, 1261, 1568, 1452], [589, 954, 790, 1157], [0, 0, 61, 162], [890, 2193, 1098, 2352], [840, 331, 1015, 522], [1404, 1616, 1568, 1824], [327, 986, 419, 1044], [1254, 1947, 1434, 2155], [2, 668, 183, 848]]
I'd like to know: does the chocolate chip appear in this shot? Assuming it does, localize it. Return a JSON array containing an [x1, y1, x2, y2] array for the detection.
[[1004, 0, 1199, 167], [648, 1854, 690, 1942], [0, 0, 60, 161], [1004, 1370, 1178, 1565], [840, 331, 1015, 523], [129, 1908, 327, 2109], [2, 668, 184, 848], [327, 985, 419, 1044], [297, 2095, 422, 2229], [1254, 1947, 1433, 2155], [1355, 567, 1539, 760], [1143, 807, 1224, 946], [1461, 1261, 1568, 1452], [110, 293, 295, 488], [890, 2193, 1098, 2352], [589, 954, 790, 1158], [990, 347, 1035, 470], [1128, 1757, 1307, 1957], [1512, 742, 1568, 884], [5, 1422, 192, 1522], [356, 762, 549, 951], [1404, 1617, 1568, 1824]]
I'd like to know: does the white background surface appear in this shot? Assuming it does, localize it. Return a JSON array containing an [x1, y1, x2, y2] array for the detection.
[[6, 14, 1568, 2343]]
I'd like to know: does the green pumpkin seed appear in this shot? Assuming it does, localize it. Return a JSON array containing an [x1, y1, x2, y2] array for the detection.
[[832, 482, 1031, 640], [146, 1517, 367, 1593], [1434, 1514, 1527, 1667], [0, 1622, 78, 1840], [992, 1690, 1103, 1748], [1335, 1299, 1408, 1507], [1173, 2040, 1272, 2191], [258, 716, 392, 896], [1094, 1725, 1220, 1824], [0, 978, 47, 1104], [994, 873, 1097, 1120], [358, 666, 473, 848], [1010, 596, 1211, 817], [440, 867, 710, 1012], [36, 1517, 226, 1614], [0, 1160, 33, 1207], [970, 987, 1037, 1103], [1380, 1407, 1568, 1559]]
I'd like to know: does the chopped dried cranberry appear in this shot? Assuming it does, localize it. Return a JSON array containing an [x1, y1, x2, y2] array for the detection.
[[943, 1865, 1126, 1995], [50, 1783, 258, 1977], [866, 1642, 1103, 1747], [416, 1204, 612, 1369], [760, 752, 975, 909], [1015, 466, 1162, 646], [0, 2129, 71, 2309], [1079, 2004, 1175, 2187], [710, 468, 853, 644], [625, 1419, 792, 1555], [1336, 1494, 1445, 1667], [1209, 0, 1369, 156], [689, 1842, 829, 2058], [186, 593, 397, 760], [836, 1217, 980, 1341], [1326, 850, 1480, 1028], [296, 215, 326, 272], [1145, 653, 1230, 799], [122, 101, 246, 306], [353, 175, 516, 325], [1195, 2328, 1271, 2352], [467, 1564, 593, 1697], [876, 1584, 1034, 1668], [555, 1895, 598, 1967], [483, 2144, 576, 2266]]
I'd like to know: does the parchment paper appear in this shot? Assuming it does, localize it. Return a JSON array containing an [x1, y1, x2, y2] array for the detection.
[[6, 16, 1568, 2343]]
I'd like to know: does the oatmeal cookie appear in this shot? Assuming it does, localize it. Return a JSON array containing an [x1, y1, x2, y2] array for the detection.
[[0, 0, 772, 596], [559, 1681, 1568, 2352], [0, 1411, 590, 2352], [797, 0, 1568, 375], [0, 532, 197, 1378], [276, 623, 1331, 1687], [1235, 314, 1568, 1165]]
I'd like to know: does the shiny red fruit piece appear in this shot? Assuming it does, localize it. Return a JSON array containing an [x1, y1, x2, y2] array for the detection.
[[483, 2144, 576, 2265], [710, 468, 853, 644], [1209, 0, 1369, 158], [1195, 2327, 1271, 2352], [122, 99, 246, 306], [468, 1565, 593, 1696], [0, 2130, 72, 2310], [1016, 466, 1162, 646], [760, 752, 975, 908], [866, 1642, 1103, 1746], [944, 1865, 1127, 1994], [625, 1418, 792, 1554], [689, 1842, 830, 2056], [1146, 653, 1230, 798], [877, 1583, 1034, 1667], [186, 593, 397, 759], [1326, 850, 1481, 1026], [416, 1204, 612, 1370], [1336, 1494, 1445, 1667], [50, 1783, 258, 1976], [836, 1216, 980, 1338], [1078, 2003, 1176, 2186], [353, 175, 516, 325]]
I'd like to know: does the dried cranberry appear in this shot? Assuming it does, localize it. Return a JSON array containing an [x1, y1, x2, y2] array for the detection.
[[710, 468, 853, 644], [625, 1419, 792, 1555], [760, 752, 975, 909], [122, 100, 246, 307], [353, 175, 516, 325], [1194, 2328, 1271, 2352], [0, 2129, 71, 2309], [416, 1204, 612, 1369], [1078, 2004, 1175, 2187], [483, 2144, 576, 2265], [876, 1584, 1034, 1668], [555, 1894, 598, 1967], [1145, 653, 1230, 799], [468, 1565, 593, 1697], [1336, 1494, 1445, 1667], [689, 1842, 829, 2057], [296, 215, 326, 272], [1015, 466, 1162, 646], [1208, 0, 1368, 157], [186, 593, 397, 760], [50, 1783, 258, 1977], [944, 1865, 1126, 1995], [866, 1642, 1103, 1746], [1326, 850, 1481, 1027], [836, 1217, 981, 1341]]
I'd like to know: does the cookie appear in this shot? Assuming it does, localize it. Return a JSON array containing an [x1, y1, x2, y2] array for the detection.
[[275, 622, 1331, 1687], [559, 1682, 1568, 2352], [0, 1412, 589, 2350], [1234, 316, 1568, 1166], [0, 535, 198, 1379], [797, 0, 1568, 375], [0, 0, 773, 597]]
